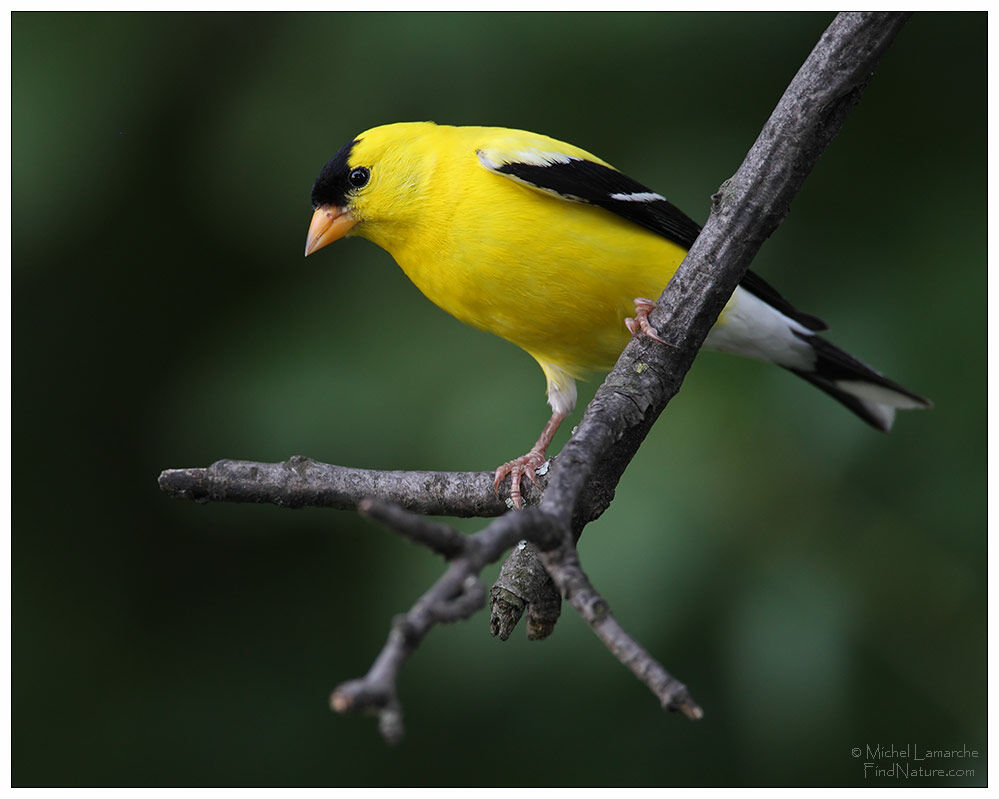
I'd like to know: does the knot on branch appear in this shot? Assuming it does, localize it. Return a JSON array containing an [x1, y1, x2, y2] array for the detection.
[[489, 541, 562, 641]]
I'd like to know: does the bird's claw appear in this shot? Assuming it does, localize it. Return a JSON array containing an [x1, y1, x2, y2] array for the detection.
[[625, 297, 674, 347], [494, 449, 547, 509]]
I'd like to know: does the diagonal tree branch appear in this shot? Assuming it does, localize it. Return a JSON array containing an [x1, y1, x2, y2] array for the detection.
[[159, 12, 912, 742], [490, 9, 912, 634], [537, 10, 913, 527]]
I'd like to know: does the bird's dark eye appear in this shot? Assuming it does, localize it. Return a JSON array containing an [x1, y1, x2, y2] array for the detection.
[[348, 167, 370, 188]]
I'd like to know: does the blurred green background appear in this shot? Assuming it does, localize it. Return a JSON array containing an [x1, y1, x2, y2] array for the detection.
[[13, 11, 985, 787]]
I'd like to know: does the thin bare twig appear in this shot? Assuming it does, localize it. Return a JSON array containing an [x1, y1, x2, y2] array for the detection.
[[335, 499, 699, 738], [330, 502, 564, 741], [538, 543, 703, 720]]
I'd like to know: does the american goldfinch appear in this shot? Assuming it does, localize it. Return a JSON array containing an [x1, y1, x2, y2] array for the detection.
[[304, 122, 930, 507]]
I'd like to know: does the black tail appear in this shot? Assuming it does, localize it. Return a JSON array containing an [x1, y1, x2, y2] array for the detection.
[[787, 332, 932, 432]]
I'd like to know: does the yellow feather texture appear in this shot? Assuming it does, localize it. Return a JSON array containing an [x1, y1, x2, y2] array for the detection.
[[344, 122, 689, 402]]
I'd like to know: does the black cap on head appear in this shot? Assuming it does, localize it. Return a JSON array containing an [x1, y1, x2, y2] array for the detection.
[[310, 139, 358, 209]]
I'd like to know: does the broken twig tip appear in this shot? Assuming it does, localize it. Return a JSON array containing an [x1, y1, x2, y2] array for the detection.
[[669, 696, 704, 721], [329, 690, 352, 714]]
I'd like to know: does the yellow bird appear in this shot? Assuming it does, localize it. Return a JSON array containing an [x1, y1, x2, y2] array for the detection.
[[304, 122, 930, 506]]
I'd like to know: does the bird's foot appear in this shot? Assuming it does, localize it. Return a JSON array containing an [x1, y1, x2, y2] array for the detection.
[[494, 448, 548, 509], [625, 297, 674, 347]]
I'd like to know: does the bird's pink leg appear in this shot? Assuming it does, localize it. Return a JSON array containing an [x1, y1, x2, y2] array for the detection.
[[494, 297, 671, 509], [494, 409, 568, 509], [624, 297, 674, 346]]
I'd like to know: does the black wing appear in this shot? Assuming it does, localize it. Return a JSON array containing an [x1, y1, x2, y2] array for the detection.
[[479, 151, 702, 249], [479, 150, 827, 332]]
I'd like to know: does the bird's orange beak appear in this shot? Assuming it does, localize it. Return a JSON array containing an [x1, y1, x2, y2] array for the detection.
[[304, 205, 356, 256]]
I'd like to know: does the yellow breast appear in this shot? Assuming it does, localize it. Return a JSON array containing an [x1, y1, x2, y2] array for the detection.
[[353, 125, 689, 380]]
